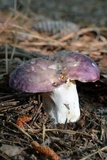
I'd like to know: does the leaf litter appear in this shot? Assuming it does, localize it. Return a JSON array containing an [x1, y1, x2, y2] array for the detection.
[[0, 8, 107, 160]]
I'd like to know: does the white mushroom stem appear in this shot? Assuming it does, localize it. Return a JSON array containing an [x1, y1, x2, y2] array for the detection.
[[43, 80, 80, 124]]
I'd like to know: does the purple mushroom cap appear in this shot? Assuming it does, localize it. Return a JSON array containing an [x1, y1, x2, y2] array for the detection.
[[9, 57, 63, 93], [9, 51, 100, 93], [52, 51, 100, 82]]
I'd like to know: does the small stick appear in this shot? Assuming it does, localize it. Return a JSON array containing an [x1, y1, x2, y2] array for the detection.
[[80, 146, 107, 160], [5, 45, 9, 74], [14, 0, 17, 14]]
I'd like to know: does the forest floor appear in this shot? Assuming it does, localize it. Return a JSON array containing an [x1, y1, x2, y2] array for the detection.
[[0, 1, 107, 160]]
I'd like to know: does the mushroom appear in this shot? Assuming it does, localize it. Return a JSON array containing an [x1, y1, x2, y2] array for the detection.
[[9, 51, 100, 124]]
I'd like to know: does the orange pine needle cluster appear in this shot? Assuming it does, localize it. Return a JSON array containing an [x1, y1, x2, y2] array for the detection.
[[16, 115, 32, 129], [32, 141, 60, 160]]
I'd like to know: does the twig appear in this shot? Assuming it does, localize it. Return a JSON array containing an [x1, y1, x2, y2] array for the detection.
[[42, 124, 46, 143], [14, 0, 17, 14], [5, 45, 9, 74], [80, 146, 107, 160], [9, 121, 33, 141], [9, 121, 59, 160], [0, 150, 11, 160], [32, 141, 60, 160], [10, 40, 17, 60], [45, 128, 91, 136]]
